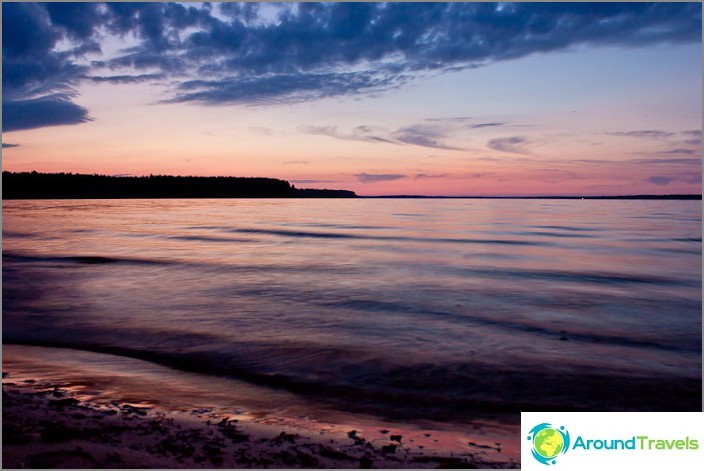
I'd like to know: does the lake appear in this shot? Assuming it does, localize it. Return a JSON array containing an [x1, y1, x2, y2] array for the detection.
[[3, 198, 701, 425]]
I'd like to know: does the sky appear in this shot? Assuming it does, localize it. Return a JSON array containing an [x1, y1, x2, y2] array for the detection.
[[2, 1, 702, 196]]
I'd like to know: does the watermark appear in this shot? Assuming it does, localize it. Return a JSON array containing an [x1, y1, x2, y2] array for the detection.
[[521, 412, 703, 470]]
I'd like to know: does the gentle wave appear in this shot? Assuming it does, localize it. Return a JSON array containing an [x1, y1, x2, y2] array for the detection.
[[440, 266, 694, 287], [228, 227, 551, 246], [321, 298, 700, 354], [6, 338, 700, 419], [2, 252, 175, 266]]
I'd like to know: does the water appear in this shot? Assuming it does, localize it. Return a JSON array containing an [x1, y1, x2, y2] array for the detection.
[[3, 198, 702, 423]]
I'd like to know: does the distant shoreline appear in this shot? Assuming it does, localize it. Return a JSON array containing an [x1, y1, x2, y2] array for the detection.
[[365, 195, 702, 200], [2, 171, 700, 200]]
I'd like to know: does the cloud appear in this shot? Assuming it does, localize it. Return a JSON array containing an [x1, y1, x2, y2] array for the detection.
[[414, 173, 448, 181], [354, 173, 406, 183], [3, 2, 702, 128], [159, 2, 701, 105], [300, 125, 397, 145], [607, 130, 675, 139], [393, 124, 464, 150], [469, 122, 506, 129], [677, 130, 701, 147], [87, 73, 165, 84], [2, 2, 93, 132], [648, 176, 675, 186], [487, 136, 530, 154], [284, 160, 309, 165], [634, 158, 702, 165], [654, 148, 699, 155], [2, 143, 20, 148], [2, 94, 92, 132], [165, 71, 407, 106], [301, 121, 471, 149], [425, 116, 474, 123], [577, 157, 701, 166]]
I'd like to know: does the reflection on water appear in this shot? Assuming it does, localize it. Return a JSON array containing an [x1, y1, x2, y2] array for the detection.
[[3, 198, 702, 420]]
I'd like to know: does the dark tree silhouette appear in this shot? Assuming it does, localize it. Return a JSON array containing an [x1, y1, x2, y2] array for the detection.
[[2, 172, 357, 199]]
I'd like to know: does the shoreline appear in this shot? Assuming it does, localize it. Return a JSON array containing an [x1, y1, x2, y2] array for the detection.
[[2, 345, 520, 469]]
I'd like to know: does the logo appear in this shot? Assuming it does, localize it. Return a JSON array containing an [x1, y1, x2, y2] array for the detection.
[[527, 423, 571, 465]]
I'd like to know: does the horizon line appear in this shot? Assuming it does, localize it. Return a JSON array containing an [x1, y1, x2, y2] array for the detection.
[[363, 195, 702, 200], [2, 171, 700, 200]]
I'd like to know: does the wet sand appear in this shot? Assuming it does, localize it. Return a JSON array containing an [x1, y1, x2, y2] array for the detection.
[[2, 345, 520, 468]]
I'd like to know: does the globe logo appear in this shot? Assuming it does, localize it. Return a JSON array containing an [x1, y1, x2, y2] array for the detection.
[[527, 423, 571, 465]]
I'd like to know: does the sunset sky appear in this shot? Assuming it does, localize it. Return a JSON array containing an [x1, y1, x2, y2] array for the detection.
[[2, 1, 702, 196]]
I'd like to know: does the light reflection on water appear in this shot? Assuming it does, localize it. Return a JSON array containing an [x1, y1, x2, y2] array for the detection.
[[3, 198, 702, 420]]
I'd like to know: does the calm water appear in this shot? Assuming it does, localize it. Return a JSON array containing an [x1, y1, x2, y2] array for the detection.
[[3, 199, 702, 421]]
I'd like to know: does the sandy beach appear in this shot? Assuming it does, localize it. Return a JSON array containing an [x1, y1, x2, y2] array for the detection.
[[2, 345, 520, 469]]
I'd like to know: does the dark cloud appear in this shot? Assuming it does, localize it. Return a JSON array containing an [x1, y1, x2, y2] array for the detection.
[[2, 94, 92, 132], [2, 3, 86, 96], [87, 73, 166, 84], [648, 176, 675, 186], [354, 173, 406, 183], [3, 2, 701, 129], [2, 2, 92, 131], [607, 130, 675, 138], [487, 136, 530, 154], [2, 143, 20, 148], [1, 2, 211, 131], [45, 2, 105, 40], [164, 71, 406, 106]]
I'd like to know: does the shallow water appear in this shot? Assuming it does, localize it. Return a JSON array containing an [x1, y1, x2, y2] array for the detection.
[[3, 198, 701, 421]]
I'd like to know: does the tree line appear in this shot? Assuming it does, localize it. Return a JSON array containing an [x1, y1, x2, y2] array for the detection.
[[2, 172, 357, 199]]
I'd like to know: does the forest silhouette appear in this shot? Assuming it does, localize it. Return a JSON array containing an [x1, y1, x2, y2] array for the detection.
[[2, 172, 357, 199]]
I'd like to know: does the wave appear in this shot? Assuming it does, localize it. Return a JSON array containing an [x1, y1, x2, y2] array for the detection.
[[4, 338, 700, 419], [228, 227, 550, 246], [167, 235, 257, 243], [439, 266, 695, 287], [2, 252, 176, 266], [321, 299, 701, 354]]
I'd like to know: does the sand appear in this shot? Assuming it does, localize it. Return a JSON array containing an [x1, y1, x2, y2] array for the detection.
[[2, 374, 519, 469]]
